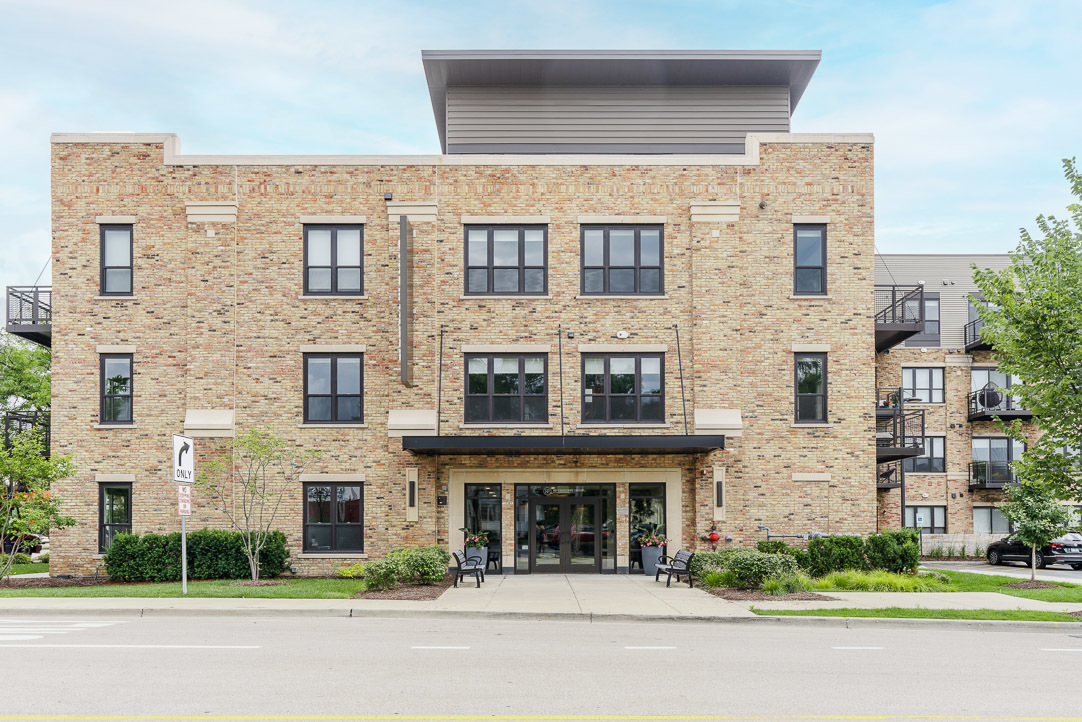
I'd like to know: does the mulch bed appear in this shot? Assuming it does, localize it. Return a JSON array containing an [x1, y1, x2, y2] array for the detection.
[[704, 586, 836, 602], [353, 573, 455, 601], [1069, 611, 1082, 618], [1004, 580, 1062, 590], [229, 580, 290, 587], [0, 576, 108, 589]]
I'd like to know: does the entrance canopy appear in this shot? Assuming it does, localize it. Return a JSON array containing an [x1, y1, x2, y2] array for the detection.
[[402, 434, 725, 455]]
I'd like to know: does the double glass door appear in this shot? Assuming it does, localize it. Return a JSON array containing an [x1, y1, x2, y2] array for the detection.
[[530, 497, 601, 573]]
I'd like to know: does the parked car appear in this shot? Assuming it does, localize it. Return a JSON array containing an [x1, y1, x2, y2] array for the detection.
[[2, 533, 45, 555], [986, 533, 1082, 570]]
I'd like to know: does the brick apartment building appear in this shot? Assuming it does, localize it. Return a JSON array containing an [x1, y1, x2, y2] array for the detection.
[[7, 50, 936, 576]]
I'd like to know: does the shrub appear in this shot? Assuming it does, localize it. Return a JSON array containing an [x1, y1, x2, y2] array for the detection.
[[401, 545, 451, 584], [363, 554, 409, 591], [104, 529, 289, 582], [689, 550, 735, 580], [337, 562, 365, 579], [806, 535, 866, 576], [12, 552, 32, 566], [811, 569, 952, 593], [702, 568, 738, 588], [38, 553, 49, 565], [926, 545, 944, 559], [973, 544, 986, 559], [865, 528, 920, 574], [761, 572, 813, 596], [725, 549, 799, 589], [757, 540, 810, 570]]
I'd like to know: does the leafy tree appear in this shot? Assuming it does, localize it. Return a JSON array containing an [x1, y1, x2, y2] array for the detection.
[[998, 480, 1070, 580], [0, 334, 50, 412], [0, 429, 75, 580], [972, 158, 1082, 499], [199, 430, 322, 581]]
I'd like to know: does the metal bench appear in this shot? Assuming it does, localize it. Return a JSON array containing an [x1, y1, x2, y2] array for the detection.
[[452, 550, 485, 588], [654, 549, 696, 588]]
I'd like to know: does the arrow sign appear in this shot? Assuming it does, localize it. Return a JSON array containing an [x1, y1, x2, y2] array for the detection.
[[172, 434, 195, 484]]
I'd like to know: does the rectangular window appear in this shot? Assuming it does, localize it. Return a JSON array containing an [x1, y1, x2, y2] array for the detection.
[[464, 484, 502, 547], [973, 507, 1011, 535], [582, 354, 664, 423], [303, 354, 363, 424], [972, 437, 1024, 484], [905, 294, 940, 346], [464, 354, 547, 423], [304, 225, 364, 295], [581, 226, 663, 296], [794, 353, 827, 423], [99, 354, 133, 424], [902, 367, 944, 404], [904, 505, 946, 534], [903, 436, 945, 473], [629, 483, 667, 574], [99, 482, 132, 552], [100, 224, 133, 295], [303, 482, 363, 552], [464, 225, 547, 295], [793, 225, 826, 295]]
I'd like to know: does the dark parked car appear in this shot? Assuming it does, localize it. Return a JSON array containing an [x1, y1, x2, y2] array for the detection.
[[987, 533, 1082, 570], [2, 533, 45, 555]]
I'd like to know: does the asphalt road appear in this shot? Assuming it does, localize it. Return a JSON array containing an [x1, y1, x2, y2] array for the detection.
[[1, 615, 1081, 721]]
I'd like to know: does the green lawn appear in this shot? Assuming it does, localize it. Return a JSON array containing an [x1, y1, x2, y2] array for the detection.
[[936, 570, 1082, 603], [0, 578, 367, 598], [752, 606, 1081, 623], [2, 563, 49, 576]]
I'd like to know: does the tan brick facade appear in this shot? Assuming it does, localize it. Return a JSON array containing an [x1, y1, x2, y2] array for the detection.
[[48, 134, 877, 576]]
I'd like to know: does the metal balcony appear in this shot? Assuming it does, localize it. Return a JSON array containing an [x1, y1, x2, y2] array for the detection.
[[875, 387, 925, 462], [2, 410, 50, 457], [969, 461, 1016, 490], [874, 285, 924, 353], [967, 387, 1032, 422], [6, 286, 51, 347], [963, 317, 991, 352], [876, 459, 903, 490]]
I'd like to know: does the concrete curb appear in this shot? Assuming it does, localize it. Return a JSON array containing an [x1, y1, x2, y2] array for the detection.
[[1, 604, 1079, 632]]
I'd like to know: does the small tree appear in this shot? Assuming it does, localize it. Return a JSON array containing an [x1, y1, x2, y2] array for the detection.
[[998, 480, 1070, 581], [0, 430, 75, 580], [0, 334, 51, 413], [200, 429, 322, 581]]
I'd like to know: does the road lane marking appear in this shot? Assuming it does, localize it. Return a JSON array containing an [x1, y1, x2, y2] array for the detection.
[[1041, 648, 1082, 652], [831, 646, 884, 650], [0, 635, 43, 641], [624, 645, 677, 649], [410, 645, 469, 649], [0, 644, 261, 649]]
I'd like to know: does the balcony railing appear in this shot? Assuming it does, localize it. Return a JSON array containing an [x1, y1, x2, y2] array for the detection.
[[5, 286, 52, 347], [964, 317, 989, 351], [967, 387, 1031, 421], [876, 459, 903, 489], [2, 410, 50, 457], [969, 460, 1016, 489], [874, 285, 924, 353]]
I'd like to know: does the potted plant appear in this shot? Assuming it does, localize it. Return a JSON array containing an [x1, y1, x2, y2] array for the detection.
[[459, 527, 491, 565], [639, 527, 670, 577]]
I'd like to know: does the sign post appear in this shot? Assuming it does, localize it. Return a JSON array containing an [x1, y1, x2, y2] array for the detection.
[[173, 434, 195, 595], [915, 513, 925, 556]]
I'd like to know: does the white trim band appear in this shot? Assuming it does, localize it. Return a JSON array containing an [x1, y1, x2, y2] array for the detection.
[[792, 343, 830, 352], [461, 344, 550, 353], [792, 215, 830, 224], [793, 473, 831, 482], [96, 216, 136, 224], [299, 216, 366, 224], [461, 215, 549, 224], [577, 215, 667, 224], [95, 474, 136, 482], [97, 345, 136, 354], [577, 344, 667, 353], [299, 473, 367, 482]]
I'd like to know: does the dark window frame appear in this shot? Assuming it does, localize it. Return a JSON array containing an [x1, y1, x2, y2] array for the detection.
[[99, 224, 134, 296], [99, 353, 133, 425], [902, 367, 945, 404], [903, 435, 946, 473], [302, 353, 364, 424], [303, 224, 365, 296], [973, 506, 1013, 535], [905, 293, 941, 346], [464, 353, 549, 424], [580, 353, 666, 424], [905, 504, 946, 534], [463, 225, 548, 296], [794, 352, 828, 423], [580, 225, 665, 296], [302, 482, 364, 553], [793, 224, 827, 296], [98, 482, 132, 553], [464, 483, 502, 546]]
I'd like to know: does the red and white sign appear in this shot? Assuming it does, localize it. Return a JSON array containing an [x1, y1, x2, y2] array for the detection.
[[177, 484, 192, 517]]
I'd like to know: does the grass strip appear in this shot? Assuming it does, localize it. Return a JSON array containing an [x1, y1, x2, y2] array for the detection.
[[0, 578, 367, 598], [752, 606, 1081, 622], [934, 569, 1082, 603], [2, 563, 49, 576]]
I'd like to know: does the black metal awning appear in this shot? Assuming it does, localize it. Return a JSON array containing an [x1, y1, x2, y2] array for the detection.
[[401, 434, 725, 455]]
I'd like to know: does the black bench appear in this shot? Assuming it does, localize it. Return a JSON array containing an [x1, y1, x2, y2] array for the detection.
[[654, 549, 696, 588], [452, 550, 485, 588]]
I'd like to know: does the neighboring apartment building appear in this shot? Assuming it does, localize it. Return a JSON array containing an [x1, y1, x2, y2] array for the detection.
[[7, 50, 927, 576], [873, 254, 1079, 537]]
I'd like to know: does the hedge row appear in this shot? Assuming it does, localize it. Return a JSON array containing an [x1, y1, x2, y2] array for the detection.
[[104, 529, 289, 582], [753, 529, 920, 576]]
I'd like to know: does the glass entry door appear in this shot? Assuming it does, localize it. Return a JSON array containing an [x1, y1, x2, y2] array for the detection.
[[529, 497, 601, 573]]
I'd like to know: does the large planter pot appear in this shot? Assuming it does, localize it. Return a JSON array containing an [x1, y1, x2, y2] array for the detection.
[[640, 546, 664, 576], [465, 546, 488, 565]]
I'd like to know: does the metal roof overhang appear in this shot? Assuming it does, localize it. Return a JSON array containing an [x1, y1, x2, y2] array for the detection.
[[421, 49, 822, 152], [401, 434, 725, 455]]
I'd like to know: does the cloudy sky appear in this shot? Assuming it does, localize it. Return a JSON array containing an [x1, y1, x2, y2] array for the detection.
[[1, 0, 1078, 292]]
